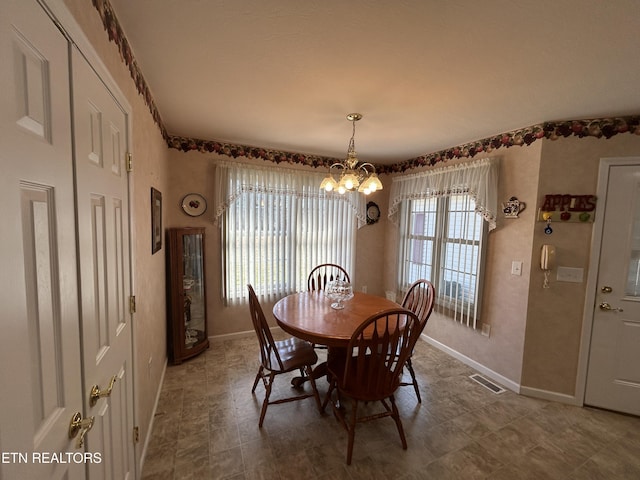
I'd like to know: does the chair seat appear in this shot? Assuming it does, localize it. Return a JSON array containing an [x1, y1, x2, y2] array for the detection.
[[248, 284, 322, 428], [270, 337, 318, 372]]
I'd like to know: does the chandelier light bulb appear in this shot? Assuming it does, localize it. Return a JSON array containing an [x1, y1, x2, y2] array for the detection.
[[320, 175, 338, 192], [368, 173, 383, 192]]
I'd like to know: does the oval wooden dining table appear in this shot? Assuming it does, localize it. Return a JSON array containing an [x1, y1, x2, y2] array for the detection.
[[273, 290, 401, 348], [273, 290, 401, 386]]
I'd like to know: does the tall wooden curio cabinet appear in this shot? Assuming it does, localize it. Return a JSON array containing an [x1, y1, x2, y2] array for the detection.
[[167, 227, 209, 364]]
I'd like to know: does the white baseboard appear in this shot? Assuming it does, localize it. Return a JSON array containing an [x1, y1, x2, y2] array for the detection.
[[209, 327, 285, 343], [423, 335, 584, 406], [423, 335, 521, 393], [138, 358, 168, 475], [209, 330, 255, 343], [519, 385, 581, 406]]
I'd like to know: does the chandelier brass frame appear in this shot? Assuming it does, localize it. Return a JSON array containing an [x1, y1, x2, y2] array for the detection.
[[320, 113, 383, 195]]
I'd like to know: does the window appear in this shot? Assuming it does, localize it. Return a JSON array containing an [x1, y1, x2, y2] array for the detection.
[[388, 157, 499, 328], [215, 161, 363, 303], [399, 194, 487, 327]]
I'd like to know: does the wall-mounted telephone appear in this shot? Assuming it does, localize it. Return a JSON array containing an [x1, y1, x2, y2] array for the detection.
[[541, 244, 556, 288], [540, 244, 556, 271]]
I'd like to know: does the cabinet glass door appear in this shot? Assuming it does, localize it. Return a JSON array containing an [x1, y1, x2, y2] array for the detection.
[[167, 227, 208, 364], [183, 232, 205, 349]]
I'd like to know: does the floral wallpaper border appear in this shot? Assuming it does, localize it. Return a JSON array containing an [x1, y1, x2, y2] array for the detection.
[[93, 0, 640, 174], [167, 116, 640, 174], [91, 0, 168, 140], [166, 135, 342, 169], [388, 116, 640, 173]]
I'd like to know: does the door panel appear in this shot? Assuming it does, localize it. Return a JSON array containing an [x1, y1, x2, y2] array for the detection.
[[72, 46, 135, 479], [585, 163, 640, 416], [0, 1, 85, 479]]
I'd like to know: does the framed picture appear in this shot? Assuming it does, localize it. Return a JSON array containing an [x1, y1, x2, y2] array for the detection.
[[151, 187, 162, 254]]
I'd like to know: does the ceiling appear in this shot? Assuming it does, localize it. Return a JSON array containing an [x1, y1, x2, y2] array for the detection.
[[108, 0, 640, 165]]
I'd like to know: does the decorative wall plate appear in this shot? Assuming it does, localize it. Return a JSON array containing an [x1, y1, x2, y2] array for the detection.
[[181, 193, 207, 217]]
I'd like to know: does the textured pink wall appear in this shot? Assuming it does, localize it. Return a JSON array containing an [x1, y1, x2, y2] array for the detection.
[[522, 134, 640, 395]]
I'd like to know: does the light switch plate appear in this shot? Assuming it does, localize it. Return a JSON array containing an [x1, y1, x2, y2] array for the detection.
[[511, 261, 523, 276]]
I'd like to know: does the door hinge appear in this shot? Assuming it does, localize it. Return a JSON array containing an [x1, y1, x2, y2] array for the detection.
[[133, 426, 139, 444], [129, 295, 136, 314], [126, 152, 133, 172]]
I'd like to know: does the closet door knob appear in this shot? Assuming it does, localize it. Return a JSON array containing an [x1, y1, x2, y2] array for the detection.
[[89, 375, 117, 406], [68, 412, 94, 448]]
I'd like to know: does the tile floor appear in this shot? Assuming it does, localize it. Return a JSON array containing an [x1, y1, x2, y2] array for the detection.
[[142, 333, 640, 479]]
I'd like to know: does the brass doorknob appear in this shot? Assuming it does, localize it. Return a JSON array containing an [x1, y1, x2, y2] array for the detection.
[[90, 375, 117, 406], [68, 412, 94, 448], [599, 302, 623, 312]]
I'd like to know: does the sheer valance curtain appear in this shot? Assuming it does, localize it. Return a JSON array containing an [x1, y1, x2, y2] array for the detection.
[[214, 160, 367, 228], [214, 160, 366, 303], [388, 157, 500, 230]]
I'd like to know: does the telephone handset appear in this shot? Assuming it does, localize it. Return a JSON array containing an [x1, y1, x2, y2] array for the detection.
[[541, 245, 556, 288], [540, 244, 556, 271]]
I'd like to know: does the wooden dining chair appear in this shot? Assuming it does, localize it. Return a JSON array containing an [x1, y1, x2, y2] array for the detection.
[[307, 263, 350, 292], [247, 284, 322, 427], [307, 264, 351, 350], [399, 279, 435, 403], [324, 308, 422, 465]]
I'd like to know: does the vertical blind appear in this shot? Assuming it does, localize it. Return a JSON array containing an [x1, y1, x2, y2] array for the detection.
[[214, 161, 364, 303]]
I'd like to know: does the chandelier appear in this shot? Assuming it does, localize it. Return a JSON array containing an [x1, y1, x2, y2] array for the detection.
[[319, 113, 383, 195]]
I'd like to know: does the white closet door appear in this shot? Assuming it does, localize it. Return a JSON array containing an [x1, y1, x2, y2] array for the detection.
[[0, 1, 86, 479], [72, 45, 135, 480]]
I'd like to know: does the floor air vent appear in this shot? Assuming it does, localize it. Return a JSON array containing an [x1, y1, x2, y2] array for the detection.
[[469, 374, 506, 394]]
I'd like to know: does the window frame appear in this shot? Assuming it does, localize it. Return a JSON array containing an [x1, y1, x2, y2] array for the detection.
[[398, 193, 488, 327]]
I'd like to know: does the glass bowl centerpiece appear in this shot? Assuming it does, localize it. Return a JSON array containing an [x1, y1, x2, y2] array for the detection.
[[325, 279, 354, 310]]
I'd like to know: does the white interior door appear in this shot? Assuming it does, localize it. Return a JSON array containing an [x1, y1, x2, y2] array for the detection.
[[585, 161, 640, 416], [72, 46, 136, 479], [0, 1, 86, 479]]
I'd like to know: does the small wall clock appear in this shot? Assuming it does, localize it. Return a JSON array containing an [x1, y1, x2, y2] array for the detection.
[[366, 201, 380, 225], [181, 193, 207, 217]]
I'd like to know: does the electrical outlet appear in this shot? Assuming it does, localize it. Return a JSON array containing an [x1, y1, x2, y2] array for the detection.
[[361, 285, 367, 293], [481, 323, 491, 337]]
